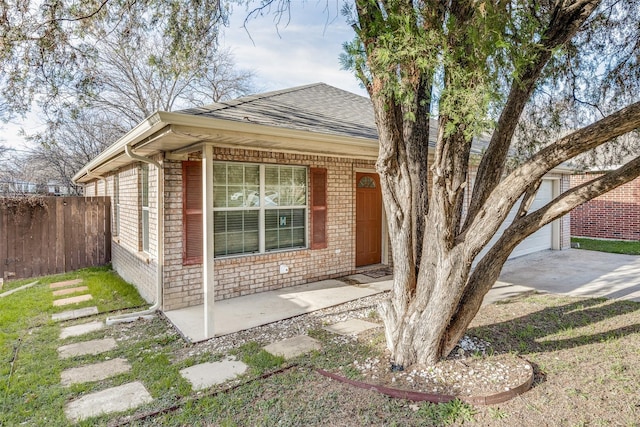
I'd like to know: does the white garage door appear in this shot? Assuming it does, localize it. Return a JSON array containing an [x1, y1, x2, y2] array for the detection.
[[475, 180, 554, 263]]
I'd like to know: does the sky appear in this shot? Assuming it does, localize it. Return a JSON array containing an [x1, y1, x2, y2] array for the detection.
[[224, 2, 365, 96], [1, 2, 365, 150]]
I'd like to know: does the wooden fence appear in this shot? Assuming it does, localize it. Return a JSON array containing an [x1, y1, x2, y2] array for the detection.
[[0, 197, 111, 281]]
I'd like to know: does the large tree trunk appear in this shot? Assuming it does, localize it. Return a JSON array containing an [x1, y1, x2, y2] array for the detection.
[[353, 0, 640, 369], [377, 102, 640, 367]]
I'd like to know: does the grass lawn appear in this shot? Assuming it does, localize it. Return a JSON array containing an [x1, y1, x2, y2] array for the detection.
[[0, 266, 148, 426], [572, 237, 640, 255], [2, 267, 639, 426]]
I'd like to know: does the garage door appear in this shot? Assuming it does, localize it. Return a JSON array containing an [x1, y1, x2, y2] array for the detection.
[[475, 180, 554, 263]]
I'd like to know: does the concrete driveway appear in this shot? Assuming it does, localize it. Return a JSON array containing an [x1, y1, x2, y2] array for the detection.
[[496, 249, 640, 302]]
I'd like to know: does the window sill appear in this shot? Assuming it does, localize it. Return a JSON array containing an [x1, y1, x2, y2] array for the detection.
[[136, 251, 153, 264], [214, 246, 309, 261]]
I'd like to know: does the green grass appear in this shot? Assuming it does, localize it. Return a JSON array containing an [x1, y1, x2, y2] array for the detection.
[[572, 237, 640, 255], [0, 265, 149, 426], [232, 342, 286, 375]]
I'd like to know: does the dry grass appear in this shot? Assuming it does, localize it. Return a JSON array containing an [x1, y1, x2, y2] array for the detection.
[[468, 294, 640, 426]]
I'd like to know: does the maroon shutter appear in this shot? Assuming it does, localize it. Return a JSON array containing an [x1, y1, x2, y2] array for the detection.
[[310, 168, 328, 249], [182, 161, 203, 265]]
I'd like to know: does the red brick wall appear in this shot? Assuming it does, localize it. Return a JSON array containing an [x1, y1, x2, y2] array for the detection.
[[570, 173, 640, 241]]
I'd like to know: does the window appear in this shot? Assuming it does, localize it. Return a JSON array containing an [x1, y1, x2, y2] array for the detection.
[[263, 165, 307, 251], [114, 174, 120, 237], [141, 164, 150, 253], [357, 176, 376, 188], [212, 162, 307, 257]]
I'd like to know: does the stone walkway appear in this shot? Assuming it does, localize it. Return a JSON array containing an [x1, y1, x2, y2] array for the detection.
[[48, 278, 153, 422], [50, 277, 382, 423]]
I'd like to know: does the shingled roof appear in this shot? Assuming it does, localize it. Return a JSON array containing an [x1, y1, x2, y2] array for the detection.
[[73, 82, 507, 184], [178, 83, 378, 140]]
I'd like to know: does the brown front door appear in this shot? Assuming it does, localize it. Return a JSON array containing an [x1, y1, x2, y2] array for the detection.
[[356, 172, 382, 267]]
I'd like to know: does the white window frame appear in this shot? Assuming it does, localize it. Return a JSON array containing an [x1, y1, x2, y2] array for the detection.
[[212, 161, 308, 258], [141, 164, 150, 253]]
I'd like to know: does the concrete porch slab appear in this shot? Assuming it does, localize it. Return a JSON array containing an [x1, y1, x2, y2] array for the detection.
[[50, 278, 83, 289], [53, 294, 93, 307], [324, 319, 381, 336], [52, 306, 99, 321], [263, 335, 322, 359], [53, 286, 89, 297], [60, 321, 104, 339], [61, 358, 131, 386], [64, 381, 152, 422], [58, 338, 117, 359], [179, 360, 248, 391], [164, 279, 393, 343]]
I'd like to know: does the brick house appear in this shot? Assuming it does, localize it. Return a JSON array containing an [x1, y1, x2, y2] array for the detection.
[[570, 172, 640, 241], [73, 83, 572, 338]]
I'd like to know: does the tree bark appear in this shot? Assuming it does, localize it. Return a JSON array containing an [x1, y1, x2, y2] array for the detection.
[[353, 0, 640, 369], [444, 154, 640, 354]]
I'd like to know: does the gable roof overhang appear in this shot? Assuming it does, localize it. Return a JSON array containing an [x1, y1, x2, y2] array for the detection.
[[72, 111, 380, 184]]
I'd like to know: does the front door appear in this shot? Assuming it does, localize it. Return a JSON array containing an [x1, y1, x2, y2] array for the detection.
[[356, 172, 382, 267]]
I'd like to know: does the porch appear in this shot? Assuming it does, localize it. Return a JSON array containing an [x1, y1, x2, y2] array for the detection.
[[163, 272, 393, 343]]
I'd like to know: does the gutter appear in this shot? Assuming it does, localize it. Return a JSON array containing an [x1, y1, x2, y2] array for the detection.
[[106, 145, 164, 325]]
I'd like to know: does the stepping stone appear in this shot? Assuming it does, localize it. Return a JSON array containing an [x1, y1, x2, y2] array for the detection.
[[53, 286, 89, 297], [60, 321, 104, 339], [323, 319, 382, 336], [64, 381, 152, 422], [0, 280, 39, 298], [61, 358, 131, 386], [180, 360, 248, 391], [50, 279, 83, 289], [58, 338, 117, 359], [52, 306, 99, 322], [53, 294, 93, 307], [263, 335, 322, 359]]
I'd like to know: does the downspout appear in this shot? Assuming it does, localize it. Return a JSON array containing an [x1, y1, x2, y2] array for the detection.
[[106, 144, 164, 325]]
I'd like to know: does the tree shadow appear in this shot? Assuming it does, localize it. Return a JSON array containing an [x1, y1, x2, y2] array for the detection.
[[467, 295, 640, 356]]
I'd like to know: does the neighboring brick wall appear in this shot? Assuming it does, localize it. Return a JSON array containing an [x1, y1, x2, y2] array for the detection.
[[161, 148, 376, 311], [570, 173, 640, 241]]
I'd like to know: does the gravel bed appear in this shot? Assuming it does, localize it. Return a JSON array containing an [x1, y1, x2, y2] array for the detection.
[[174, 293, 387, 361], [167, 292, 532, 399]]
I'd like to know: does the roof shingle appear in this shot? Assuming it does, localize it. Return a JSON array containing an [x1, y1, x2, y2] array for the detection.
[[177, 83, 378, 140]]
